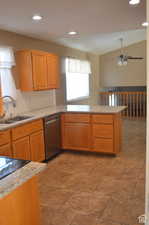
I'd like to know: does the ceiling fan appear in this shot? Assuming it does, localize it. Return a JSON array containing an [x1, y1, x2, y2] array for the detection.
[[117, 38, 144, 66]]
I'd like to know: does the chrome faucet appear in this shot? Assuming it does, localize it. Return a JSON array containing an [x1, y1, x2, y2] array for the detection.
[[1, 96, 16, 108], [0, 96, 16, 119]]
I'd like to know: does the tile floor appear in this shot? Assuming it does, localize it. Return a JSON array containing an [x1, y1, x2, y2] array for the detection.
[[38, 119, 146, 225]]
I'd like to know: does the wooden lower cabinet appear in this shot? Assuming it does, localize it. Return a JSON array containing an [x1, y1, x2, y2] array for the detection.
[[30, 130, 45, 162], [92, 124, 113, 138], [0, 176, 40, 225], [0, 144, 12, 157], [93, 138, 113, 153], [11, 119, 45, 162], [62, 123, 91, 151], [13, 136, 31, 160], [61, 113, 122, 155], [0, 130, 11, 146]]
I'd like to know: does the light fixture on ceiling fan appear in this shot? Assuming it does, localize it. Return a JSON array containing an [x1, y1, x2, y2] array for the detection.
[[129, 0, 140, 5], [117, 38, 144, 66]]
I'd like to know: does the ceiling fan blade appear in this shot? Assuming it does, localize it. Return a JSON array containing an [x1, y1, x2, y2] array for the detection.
[[127, 56, 144, 60]]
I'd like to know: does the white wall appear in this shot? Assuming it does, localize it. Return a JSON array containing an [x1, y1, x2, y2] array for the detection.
[[100, 41, 146, 87]]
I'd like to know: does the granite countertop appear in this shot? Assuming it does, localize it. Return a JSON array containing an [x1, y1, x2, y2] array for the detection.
[[0, 105, 126, 131], [0, 158, 47, 199]]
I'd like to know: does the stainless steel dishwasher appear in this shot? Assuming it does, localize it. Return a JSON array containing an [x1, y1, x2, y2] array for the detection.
[[44, 114, 61, 160]]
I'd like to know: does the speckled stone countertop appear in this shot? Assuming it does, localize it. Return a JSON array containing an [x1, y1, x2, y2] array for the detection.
[[0, 160, 47, 199], [0, 105, 126, 131]]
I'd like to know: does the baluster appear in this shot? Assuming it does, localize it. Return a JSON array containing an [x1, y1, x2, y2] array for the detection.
[[139, 92, 142, 119], [136, 92, 139, 119], [143, 92, 146, 119]]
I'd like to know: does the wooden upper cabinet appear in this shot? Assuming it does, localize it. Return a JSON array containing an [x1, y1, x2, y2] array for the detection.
[[15, 50, 60, 91], [47, 54, 60, 89], [15, 50, 33, 91], [32, 52, 48, 90]]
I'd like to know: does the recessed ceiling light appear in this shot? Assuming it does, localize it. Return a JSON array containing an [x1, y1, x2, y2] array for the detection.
[[32, 14, 43, 21], [68, 31, 77, 35], [129, 0, 140, 5], [142, 22, 149, 27]]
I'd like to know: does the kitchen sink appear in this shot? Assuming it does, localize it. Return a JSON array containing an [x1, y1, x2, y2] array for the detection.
[[0, 116, 32, 124]]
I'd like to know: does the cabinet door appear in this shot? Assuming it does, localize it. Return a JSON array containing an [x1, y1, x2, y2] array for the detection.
[[13, 136, 31, 160], [47, 54, 60, 89], [30, 130, 45, 162], [0, 144, 12, 157], [0, 130, 11, 146], [62, 123, 91, 151], [0, 177, 40, 225], [15, 51, 33, 91], [32, 52, 48, 90]]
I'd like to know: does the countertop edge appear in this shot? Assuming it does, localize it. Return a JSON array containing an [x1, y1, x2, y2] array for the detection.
[[0, 161, 47, 199], [0, 105, 127, 131]]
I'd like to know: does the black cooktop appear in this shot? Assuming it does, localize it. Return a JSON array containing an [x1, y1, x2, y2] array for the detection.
[[0, 157, 30, 180]]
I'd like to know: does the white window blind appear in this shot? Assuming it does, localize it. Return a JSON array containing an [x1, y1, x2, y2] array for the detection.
[[0, 47, 17, 100], [65, 58, 91, 101]]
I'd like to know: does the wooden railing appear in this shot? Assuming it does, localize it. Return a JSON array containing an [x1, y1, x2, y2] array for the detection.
[[99, 91, 147, 119]]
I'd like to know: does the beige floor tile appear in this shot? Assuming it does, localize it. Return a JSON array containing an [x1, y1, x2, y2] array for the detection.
[[38, 119, 146, 225]]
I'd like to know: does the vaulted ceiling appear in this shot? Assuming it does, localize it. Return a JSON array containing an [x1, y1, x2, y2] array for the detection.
[[0, 0, 146, 53]]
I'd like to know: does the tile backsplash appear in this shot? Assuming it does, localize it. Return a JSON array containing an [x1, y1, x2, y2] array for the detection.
[[4, 89, 56, 117]]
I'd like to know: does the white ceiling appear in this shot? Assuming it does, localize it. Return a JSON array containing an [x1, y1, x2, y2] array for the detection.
[[57, 29, 146, 54], [0, 0, 146, 53]]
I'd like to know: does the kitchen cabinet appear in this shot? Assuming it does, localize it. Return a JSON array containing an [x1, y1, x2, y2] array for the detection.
[[0, 130, 12, 157], [0, 176, 40, 225], [61, 114, 91, 151], [15, 50, 60, 91], [13, 136, 30, 160], [32, 51, 48, 90], [0, 144, 12, 157], [47, 54, 60, 89], [62, 123, 91, 151], [12, 119, 45, 162], [61, 113, 122, 155], [0, 130, 11, 146], [30, 130, 45, 162]]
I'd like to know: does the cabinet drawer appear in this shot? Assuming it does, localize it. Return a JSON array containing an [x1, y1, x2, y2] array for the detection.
[[63, 113, 90, 123], [0, 144, 12, 157], [12, 119, 43, 140], [0, 130, 11, 145], [92, 114, 113, 124], [93, 138, 114, 153], [93, 124, 113, 138]]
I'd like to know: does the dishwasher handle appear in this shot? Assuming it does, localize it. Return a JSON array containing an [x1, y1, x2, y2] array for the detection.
[[45, 119, 59, 125]]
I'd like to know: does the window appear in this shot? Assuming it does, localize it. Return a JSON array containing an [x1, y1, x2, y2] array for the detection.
[[65, 58, 91, 101]]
